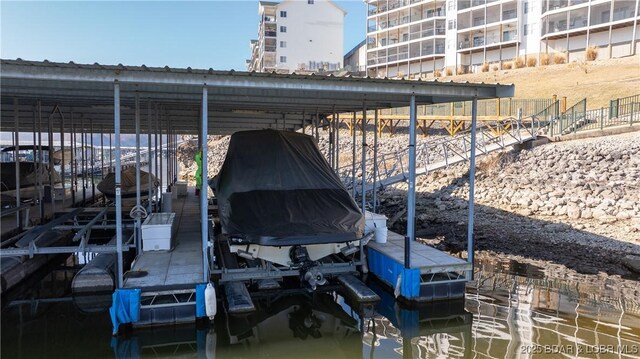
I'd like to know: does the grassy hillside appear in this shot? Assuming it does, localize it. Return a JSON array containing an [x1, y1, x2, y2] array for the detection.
[[448, 54, 640, 109]]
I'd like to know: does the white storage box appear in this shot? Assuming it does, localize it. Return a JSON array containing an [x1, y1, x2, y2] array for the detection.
[[175, 182, 188, 197], [364, 211, 388, 244], [142, 213, 176, 251]]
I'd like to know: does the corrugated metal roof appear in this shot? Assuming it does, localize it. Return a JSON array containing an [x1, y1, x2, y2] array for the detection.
[[0, 58, 509, 87], [1, 58, 514, 135]]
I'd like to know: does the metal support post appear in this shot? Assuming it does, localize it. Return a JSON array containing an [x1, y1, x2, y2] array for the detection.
[[361, 104, 367, 213], [90, 118, 95, 200], [71, 119, 76, 206], [335, 112, 340, 171], [135, 93, 142, 255], [330, 107, 335, 169], [60, 111, 66, 206], [100, 125, 104, 181], [48, 106, 55, 214], [80, 118, 86, 204], [114, 82, 124, 288], [315, 108, 319, 142], [147, 101, 153, 213], [372, 109, 379, 213], [351, 112, 356, 198], [406, 95, 417, 269], [168, 118, 173, 184], [159, 109, 164, 195], [201, 86, 209, 282], [32, 107, 37, 208], [38, 101, 44, 218], [467, 97, 478, 280], [154, 104, 160, 208], [13, 98, 21, 228]]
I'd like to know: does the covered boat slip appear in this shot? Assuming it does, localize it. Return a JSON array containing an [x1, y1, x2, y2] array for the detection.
[[0, 59, 513, 311]]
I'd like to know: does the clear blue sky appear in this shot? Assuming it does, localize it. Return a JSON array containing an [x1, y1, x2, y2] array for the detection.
[[1, 0, 366, 70]]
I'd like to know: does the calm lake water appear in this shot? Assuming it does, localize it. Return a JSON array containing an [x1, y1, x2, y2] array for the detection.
[[2, 257, 639, 358]]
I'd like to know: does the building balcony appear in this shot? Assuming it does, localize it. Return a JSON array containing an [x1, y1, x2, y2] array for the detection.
[[367, 49, 445, 67], [458, 0, 491, 12], [264, 31, 277, 37], [457, 31, 518, 52], [369, 27, 445, 51], [458, 15, 517, 32]]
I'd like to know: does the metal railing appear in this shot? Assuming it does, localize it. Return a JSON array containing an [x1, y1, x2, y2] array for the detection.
[[542, 94, 640, 136], [551, 98, 588, 135], [340, 116, 541, 195]]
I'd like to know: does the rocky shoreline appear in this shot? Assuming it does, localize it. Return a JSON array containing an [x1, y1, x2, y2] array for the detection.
[[375, 131, 640, 291]]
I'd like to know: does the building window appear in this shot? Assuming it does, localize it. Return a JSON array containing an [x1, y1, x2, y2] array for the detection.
[[524, 1, 529, 14], [280, 56, 287, 63], [524, 24, 529, 35], [280, 11, 287, 17], [280, 41, 287, 48], [280, 26, 287, 32], [448, 20, 456, 29], [308, 0, 314, 4], [447, 0, 455, 11]]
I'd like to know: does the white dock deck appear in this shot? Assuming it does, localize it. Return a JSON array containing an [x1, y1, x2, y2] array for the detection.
[[367, 231, 472, 274], [124, 191, 203, 290]]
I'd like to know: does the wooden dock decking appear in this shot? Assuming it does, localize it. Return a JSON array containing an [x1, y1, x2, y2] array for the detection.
[[124, 191, 203, 290]]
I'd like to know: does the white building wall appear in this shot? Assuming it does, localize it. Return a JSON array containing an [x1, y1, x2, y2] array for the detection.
[[521, 0, 542, 57], [444, 0, 459, 69], [276, 0, 344, 72]]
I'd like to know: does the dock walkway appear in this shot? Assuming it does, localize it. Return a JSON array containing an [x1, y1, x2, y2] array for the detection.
[[124, 192, 203, 290]]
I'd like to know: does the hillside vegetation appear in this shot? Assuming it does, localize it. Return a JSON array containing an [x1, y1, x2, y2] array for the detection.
[[449, 54, 640, 108]]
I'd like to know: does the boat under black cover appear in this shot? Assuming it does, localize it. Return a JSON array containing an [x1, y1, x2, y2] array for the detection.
[[216, 129, 364, 246]]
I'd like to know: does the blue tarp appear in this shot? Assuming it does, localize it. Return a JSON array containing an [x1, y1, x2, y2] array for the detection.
[[110, 288, 141, 335]]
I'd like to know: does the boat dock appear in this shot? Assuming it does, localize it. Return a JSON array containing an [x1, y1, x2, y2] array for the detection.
[[1, 58, 515, 334]]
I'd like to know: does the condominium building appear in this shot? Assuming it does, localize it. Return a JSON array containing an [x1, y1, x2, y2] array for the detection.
[[248, 0, 346, 73], [365, 0, 640, 78]]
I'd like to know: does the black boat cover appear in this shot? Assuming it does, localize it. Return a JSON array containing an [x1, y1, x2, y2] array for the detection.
[[216, 130, 364, 246]]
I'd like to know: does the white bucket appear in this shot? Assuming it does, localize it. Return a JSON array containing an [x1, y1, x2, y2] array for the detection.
[[374, 226, 388, 244]]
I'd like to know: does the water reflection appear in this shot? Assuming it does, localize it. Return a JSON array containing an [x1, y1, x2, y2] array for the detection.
[[364, 280, 472, 358], [2, 257, 639, 358], [467, 259, 640, 359]]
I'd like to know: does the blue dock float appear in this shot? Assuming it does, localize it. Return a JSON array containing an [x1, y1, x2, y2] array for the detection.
[[367, 231, 472, 302]]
